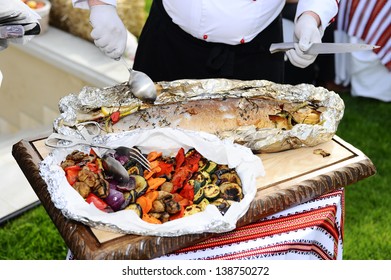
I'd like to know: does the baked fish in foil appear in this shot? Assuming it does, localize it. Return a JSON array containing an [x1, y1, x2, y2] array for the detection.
[[54, 79, 345, 153]]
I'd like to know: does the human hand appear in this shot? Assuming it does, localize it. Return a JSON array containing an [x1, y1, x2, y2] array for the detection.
[[89, 4, 127, 59], [286, 13, 321, 68]]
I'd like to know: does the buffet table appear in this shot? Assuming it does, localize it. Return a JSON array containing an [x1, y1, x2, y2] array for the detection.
[[12, 135, 376, 260]]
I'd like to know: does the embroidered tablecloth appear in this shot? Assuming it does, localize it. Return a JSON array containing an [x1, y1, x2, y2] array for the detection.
[[153, 188, 344, 260], [336, 0, 391, 71]]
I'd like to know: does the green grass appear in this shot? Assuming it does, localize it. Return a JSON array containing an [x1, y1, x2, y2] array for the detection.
[[0, 92, 389, 260], [335, 94, 391, 260], [0, 206, 67, 259]]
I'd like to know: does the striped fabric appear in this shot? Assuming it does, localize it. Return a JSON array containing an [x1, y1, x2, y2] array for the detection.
[[66, 189, 344, 260], [156, 189, 345, 260], [336, 0, 391, 71]]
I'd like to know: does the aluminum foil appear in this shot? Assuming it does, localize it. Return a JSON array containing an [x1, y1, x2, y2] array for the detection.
[[54, 79, 345, 153]]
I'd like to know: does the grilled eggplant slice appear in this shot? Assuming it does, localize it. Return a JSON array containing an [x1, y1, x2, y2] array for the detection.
[[125, 203, 143, 218]]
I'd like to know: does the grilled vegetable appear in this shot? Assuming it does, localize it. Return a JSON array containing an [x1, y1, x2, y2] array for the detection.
[[183, 204, 203, 217], [125, 203, 143, 218], [219, 182, 243, 202], [193, 188, 205, 204], [130, 175, 148, 197], [200, 161, 218, 174], [202, 184, 220, 201]]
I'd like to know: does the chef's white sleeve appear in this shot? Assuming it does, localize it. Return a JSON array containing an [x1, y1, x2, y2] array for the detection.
[[296, 0, 339, 35]]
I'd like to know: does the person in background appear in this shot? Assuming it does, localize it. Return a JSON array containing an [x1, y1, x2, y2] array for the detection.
[[72, 0, 339, 87], [0, 0, 41, 87], [282, 0, 339, 90], [334, 0, 390, 102]]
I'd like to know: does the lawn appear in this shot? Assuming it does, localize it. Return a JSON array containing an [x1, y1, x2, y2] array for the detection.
[[335, 93, 391, 260]]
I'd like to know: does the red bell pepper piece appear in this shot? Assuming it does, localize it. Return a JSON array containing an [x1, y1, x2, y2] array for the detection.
[[85, 193, 108, 210], [171, 166, 192, 192], [179, 182, 194, 201], [64, 165, 82, 186], [110, 111, 121, 124], [169, 204, 185, 221], [155, 160, 173, 177], [184, 150, 202, 173], [87, 162, 100, 173], [175, 147, 185, 171]]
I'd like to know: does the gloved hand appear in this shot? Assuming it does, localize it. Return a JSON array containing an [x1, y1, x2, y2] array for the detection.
[[286, 13, 322, 68], [89, 4, 127, 59]]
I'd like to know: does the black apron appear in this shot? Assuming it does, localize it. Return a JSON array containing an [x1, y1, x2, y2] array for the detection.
[[133, 0, 284, 82]]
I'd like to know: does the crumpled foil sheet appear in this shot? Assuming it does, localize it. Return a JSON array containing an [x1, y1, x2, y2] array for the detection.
[[54, 79, 345, 152], [39, 127, 264, 236]]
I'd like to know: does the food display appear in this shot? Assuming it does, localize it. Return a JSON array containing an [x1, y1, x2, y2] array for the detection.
[[42, 78, 344, 236], [40, 128, 263, 236], [61, 146, 244, 224], [54, 79, 345, 153]]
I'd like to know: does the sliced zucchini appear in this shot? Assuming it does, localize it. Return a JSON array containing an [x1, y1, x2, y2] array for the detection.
[[219, 171, 242, 186], [200, 171, 211, 184], [189, 172, 208, 194], [197, 198, 210, 211], [202, 184, 220, 201], [211, 198, 232, 215], [219, 182, 243, 202], [185, 148, 197, 158], [183, 204, 203, 217], [197, 157, 208, 171], [193, 188, 205, 204], [200, 160, 218, 174]]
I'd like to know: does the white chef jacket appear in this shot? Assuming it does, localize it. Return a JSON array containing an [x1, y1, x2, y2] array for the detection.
[[72, 0, 338, 45]]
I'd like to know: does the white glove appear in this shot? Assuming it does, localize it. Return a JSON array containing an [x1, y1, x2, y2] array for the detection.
[[286, 13, 322, 68], [89, 4, 127, 59]]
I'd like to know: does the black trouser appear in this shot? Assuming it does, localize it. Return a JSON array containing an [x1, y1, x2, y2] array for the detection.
[[133, 0, 285, 82]]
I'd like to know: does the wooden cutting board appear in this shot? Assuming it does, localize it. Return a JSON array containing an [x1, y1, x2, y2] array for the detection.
[[12, 135, 376, 259]]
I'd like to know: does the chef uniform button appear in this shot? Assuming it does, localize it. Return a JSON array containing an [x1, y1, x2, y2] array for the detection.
[[240, 38, 245, 44], [203, 34, 208, 40]]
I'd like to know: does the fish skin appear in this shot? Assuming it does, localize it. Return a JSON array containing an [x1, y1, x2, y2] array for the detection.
[[111, 96, 320, 153]]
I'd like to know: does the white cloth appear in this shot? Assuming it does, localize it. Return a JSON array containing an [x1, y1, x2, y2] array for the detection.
[[334, 0, 391, 102], [72, 0, 338, 45], [350, 37, 391, 102], [336, 0, 391, 71]]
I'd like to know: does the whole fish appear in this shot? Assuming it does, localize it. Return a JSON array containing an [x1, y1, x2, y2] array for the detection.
[[56, 79, 345, 153]]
